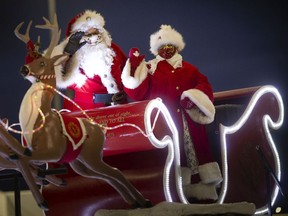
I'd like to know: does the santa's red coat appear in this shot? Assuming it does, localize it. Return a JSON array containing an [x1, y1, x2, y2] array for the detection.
[[64, 43, 127, 110]]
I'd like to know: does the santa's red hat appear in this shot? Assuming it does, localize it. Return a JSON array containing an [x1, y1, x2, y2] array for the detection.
[[150, 25, 185, 56], [66, 10, 105, 37]]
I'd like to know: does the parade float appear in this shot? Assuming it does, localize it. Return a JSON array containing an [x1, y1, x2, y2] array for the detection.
[[0, 14, 286, 216]]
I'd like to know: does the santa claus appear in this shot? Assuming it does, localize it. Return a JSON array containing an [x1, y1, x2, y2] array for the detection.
[[121, 25, 222, 201], [52, 10, 127, 110]]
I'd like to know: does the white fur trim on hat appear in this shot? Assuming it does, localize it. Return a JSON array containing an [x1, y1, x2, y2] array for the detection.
[[150, 25, 185, 56], [121, 59, 148, 89], [71, 10, 105, 34], [181, 89, 215, 124]]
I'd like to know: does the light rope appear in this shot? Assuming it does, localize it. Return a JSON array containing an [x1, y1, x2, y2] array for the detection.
[[0, 83, 161, 138]]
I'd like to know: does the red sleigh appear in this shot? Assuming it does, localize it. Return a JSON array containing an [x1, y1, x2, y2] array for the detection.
[[3, 16, 284, 216], [42, 85, 284, 216]]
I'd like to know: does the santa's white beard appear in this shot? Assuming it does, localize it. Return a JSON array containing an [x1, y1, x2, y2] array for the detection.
[[77, 43, 115, 78]]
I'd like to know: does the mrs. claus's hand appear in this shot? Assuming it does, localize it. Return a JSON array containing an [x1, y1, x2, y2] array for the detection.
[[180, 97, 196, 110], [129, 47, 145, 69]]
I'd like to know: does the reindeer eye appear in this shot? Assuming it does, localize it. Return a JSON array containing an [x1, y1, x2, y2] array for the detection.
[[40, 61, 47, 67]]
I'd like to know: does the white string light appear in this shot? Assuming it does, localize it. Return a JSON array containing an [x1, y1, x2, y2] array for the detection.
[[217, 85, 284, 215], [44, 84, 162, 137], [1, 83, 161, 139], [0, 82, 185, 203]]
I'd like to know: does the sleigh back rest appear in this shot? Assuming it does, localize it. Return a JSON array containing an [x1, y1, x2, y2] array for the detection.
[[206, 87, 261, 163], [207, 85, 284, 213]]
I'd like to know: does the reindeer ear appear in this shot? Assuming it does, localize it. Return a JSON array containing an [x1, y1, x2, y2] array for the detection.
[[51, 54, 69, 66]]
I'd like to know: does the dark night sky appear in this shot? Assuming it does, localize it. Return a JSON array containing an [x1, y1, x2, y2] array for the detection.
[[0, 0, 287, 213]]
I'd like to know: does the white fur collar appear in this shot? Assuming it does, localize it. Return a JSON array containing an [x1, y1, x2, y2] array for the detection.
[[149, 53, 183, 74]]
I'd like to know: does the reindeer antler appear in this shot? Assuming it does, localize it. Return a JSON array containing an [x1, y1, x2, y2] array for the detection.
[[36, 14, 61, 58], [14, 20, 32, 43]]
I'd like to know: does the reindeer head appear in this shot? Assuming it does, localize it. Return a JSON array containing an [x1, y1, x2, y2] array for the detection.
[[15, 15, 68, 84], [19, 53, 68, 84]]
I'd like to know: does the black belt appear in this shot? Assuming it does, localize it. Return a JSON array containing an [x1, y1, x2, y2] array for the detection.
[[93, 93, 114, 105]]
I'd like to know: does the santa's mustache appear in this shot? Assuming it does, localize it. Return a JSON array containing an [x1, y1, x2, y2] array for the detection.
[[80, 34, 103, 45], [79, 41, 109, 54]]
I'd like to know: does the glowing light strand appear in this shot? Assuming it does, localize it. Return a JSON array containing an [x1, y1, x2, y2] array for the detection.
[[0, 83, 186, 203], [48, 84, 186, 202], [217, 85, 284, 215], [0, 108, 46, 135], [1, 84, 161, 139], [0, 84, 49, 134], [44, 84, 163, 137], [144, 98, 188, 203]]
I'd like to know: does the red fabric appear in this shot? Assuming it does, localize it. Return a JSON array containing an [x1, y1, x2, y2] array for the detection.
[[64, 43, 127, 111], [65, 100, 160, 157], [129, 47, 145, 73], [21, 114, 84, 164], [25, 40, 41, 64], [158, 45, 177, 59], [57, 139, 82, 164], [124, 60, 215, 166], [21, 135, 28, 148], [180, 97, 196, 109], [61, 114, 84, 146], [66, 11, 85, 37], [57, 113, 84, 163]]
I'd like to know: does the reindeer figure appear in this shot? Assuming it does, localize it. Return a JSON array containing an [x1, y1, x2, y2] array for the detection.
[[7, 15, 150, 210], [0, 119, 67, 189]]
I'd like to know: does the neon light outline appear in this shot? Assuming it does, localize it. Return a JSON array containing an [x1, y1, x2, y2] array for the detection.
[[144, 98, 188, 204], [217, 85, 284, 215]]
